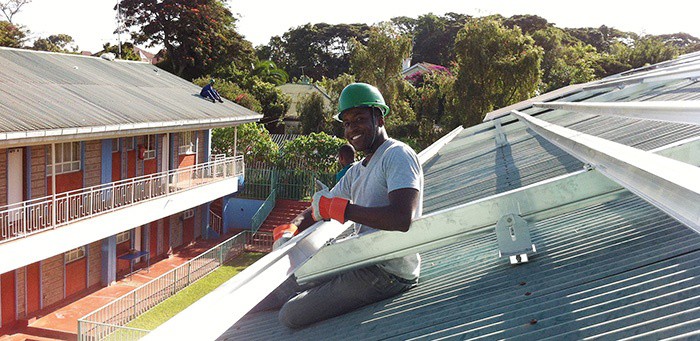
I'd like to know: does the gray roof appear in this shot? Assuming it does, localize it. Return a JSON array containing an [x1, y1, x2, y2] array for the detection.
[[0, 47, 262, 146], [223, 52, 700, 340]]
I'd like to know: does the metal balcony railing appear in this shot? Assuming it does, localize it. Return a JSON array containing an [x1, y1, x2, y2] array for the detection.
[[0, 156, 244, 244]]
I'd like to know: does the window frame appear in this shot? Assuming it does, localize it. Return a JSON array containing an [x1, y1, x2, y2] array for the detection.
[[64, 246, 86, 264], [46, 142, 81, 175], [143, 135, 156, 160], [178, 131, 196, 155]]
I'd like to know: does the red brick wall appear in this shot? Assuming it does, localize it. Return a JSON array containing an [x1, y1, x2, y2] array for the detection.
[[83, 140, 102, 188], [41, 255, 64, 307], [48, 172, 83, 195], [16, 267, 26, 319], [30, 146, 47, 199], [88, 241, 101, 288]]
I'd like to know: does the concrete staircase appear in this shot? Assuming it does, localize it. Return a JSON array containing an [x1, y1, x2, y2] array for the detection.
[[258, 199, 310, 232]]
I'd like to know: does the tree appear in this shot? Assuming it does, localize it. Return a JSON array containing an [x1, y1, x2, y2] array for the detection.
[[410, 69, 454, 149], [298, 91, 330, 134], [532, 27, 597, 92], [349, 22, 415, 139], [117, 0, 255, 79], [278, 132, 345, 172], [391, 12, 470, 66], [100, 42, 141, 61], [211, 123, 278, 166], [266, 23, 370, 81], [193, 77, 262, 112], [0, 0, 30, 24], [503, 14, 550, 35], [32, 34, 78, 53], [0, 20, 25, 47], [252, 60, 289, 85], [627, 35, 678, 68], [450, 18, 543, 127]]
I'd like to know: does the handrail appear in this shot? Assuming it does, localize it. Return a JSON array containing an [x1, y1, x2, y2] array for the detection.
[[77, 229, 255, 341], [0, 156, 244, 244], [210, 210, 223, 236], [250, 189, 277, 234]]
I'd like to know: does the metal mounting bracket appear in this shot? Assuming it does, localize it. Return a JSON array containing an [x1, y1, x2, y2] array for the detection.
[[496, 213, 536, 264]]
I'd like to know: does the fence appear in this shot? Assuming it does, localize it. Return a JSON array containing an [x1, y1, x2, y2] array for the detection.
[[0, 156, 244, 244], [77, 229, 270, 341], [238, 168, 336, 201]]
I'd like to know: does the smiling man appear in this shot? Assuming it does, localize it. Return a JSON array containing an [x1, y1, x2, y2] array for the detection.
[[259, 83, 424, 329]]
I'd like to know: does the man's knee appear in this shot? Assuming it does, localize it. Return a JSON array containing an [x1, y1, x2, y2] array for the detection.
[[278, 300, 308, 329]]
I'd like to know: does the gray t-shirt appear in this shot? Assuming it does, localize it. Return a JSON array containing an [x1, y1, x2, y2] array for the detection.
[[330, 138, 423, 280]]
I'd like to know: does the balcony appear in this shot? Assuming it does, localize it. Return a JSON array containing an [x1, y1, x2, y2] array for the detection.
[[0, 156, 244, 274]]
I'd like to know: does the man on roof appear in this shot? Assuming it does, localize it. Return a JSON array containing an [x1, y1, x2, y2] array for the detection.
[[259, 82, 424, 328], [200, 79, 223, 103]]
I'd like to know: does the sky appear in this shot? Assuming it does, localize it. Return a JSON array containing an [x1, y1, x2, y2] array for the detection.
[[12, 0, 700, 54]]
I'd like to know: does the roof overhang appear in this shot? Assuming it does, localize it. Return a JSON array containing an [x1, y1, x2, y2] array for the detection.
[[0, 115, 262, 148]]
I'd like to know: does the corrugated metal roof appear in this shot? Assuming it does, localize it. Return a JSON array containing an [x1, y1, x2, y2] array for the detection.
[[219, 54, 700, 340], [0, 48, 262, 144], [225, 195, 700, 340]]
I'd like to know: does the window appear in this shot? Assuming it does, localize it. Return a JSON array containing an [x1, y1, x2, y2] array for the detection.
[[178, 132, 196, 155], [116, 231, 130, 244], [183, 209, 194, 220], [124, 137, 135, 151], [64, 246, 86, 263], [111, 138, 119, 153], [47, 142, 81, 175], [143, 135, 156, 160]]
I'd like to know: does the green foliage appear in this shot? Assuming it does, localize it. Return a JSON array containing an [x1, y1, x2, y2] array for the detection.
[[266, 23, 370, 81], [118, 0, 256, 79], [252, 60, 289, 85], [298, 91, 330, 134], [450, 17, 543, 127], [410, 70, 455, 149], [246, 78, 291, 133], [278, 132, 345, 172], [350, 23, 416, 140], [32, 34, 78, 53], [627, 36, 678, 68], [193, 77, 262, 112], [532, 27, 597, 92], [211, 123, 278, 166], [391, 13, 470, 66], [0, 20, 24, 47], [100, 42, 141, 61]]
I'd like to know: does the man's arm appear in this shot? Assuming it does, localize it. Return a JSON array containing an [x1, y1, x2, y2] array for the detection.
[[293, 187, 418, 233], [344, 188, 419, 232]]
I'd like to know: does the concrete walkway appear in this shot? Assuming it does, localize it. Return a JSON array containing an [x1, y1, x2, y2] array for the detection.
[[1, 233, 238, 341]]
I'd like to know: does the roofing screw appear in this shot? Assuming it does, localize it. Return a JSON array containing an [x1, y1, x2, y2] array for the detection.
[[524, 292, 532, 296], [520, 281, 526, 286], [530, 319, 538, 325]]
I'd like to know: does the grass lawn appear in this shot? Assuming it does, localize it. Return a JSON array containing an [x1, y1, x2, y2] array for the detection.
[[126, 252, 264, 330]]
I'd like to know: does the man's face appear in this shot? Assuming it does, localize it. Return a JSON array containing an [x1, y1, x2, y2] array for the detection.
[[342, 107, 381, 152]]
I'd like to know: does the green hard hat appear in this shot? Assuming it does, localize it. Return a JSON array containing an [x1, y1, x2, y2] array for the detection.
[[335, 83, 390, 122]]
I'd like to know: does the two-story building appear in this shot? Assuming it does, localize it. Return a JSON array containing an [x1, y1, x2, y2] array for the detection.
[[0, 47, 261, 332]]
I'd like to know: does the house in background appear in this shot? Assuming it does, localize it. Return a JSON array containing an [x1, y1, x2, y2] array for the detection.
[[0, 47, 261, 333], [276, 78, 332, 134], [133, 46, 164, 65]]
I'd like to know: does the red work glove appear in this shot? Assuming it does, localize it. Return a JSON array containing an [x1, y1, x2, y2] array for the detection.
[[272, 223, 298, 250], [273, 223, 298, 242], [312, 181, 348, 223]]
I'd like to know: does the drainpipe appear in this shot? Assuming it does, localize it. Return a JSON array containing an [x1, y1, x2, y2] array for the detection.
[[234, 126, 238, 157]]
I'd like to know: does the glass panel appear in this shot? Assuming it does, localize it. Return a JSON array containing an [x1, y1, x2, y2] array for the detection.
[[73, 142, 80, 161], [112, 138, 119, 152], [63, 143, 71, 163]]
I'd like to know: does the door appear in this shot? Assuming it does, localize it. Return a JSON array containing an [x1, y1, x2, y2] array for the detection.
[[149, 221, 158, 260], [65, 258, 87, 297], [7, 148, 23, 205], [1, 271, 16, 329], [26, 262, 40, 315]]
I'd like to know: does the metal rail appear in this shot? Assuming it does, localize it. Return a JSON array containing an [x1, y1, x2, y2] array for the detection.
[[582, 63, 700, 91], [294, 135, 700, 282], [143, 220, 352, 341], [0, 156, 243, 244], [533, 101, 700, 126], [77, 229, 251, 341], [511, 109, 700, 232]]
